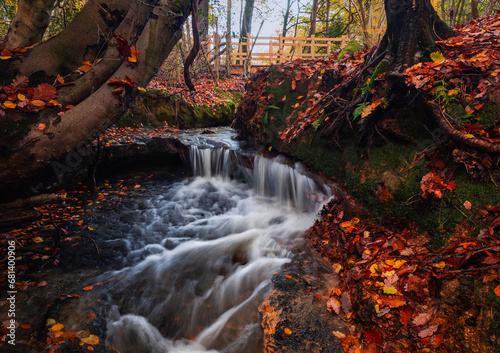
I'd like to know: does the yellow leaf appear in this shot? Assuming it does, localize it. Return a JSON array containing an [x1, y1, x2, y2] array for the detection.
[[46, 318, 56, 327], [433, 261, 446, 269], [138, 87, 146, 92], [320, 69, 325, 74], [284, 328, 292, 335], [430, 51, 445, 65], [375, 281, 385, 287], [0, 56, 13, 60], [80, 334, 99, 345], [382, 270, 395, 277], [4, 100, 16, 109], [375, 304, 380, 313], [32, 237, 44, 243], [465, 134, 474, 139], [369, 263, 378, 274], [51, 323, 64, 331], [383, 286, 398, 295], [18, 93, 26, 101]]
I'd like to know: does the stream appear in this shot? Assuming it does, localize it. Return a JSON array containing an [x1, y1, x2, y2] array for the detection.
[[14, 128, 335, 353]]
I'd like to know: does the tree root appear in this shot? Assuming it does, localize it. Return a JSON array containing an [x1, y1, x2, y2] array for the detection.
[[426, 101, 500, 153]]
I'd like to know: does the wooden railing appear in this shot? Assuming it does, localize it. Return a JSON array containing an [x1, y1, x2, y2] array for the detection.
[[202, 34, 349, 73]]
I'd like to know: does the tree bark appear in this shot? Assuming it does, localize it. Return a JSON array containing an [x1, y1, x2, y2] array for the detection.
[[0, 0, 193, 199], [370, 0, 456, 72], [309, 0, 319, 36], [1, 0, 57, 49], [240, 0, 255, 52]]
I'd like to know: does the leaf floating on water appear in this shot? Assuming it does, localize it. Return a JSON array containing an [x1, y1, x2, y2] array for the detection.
[[83, 285, 94, 291]]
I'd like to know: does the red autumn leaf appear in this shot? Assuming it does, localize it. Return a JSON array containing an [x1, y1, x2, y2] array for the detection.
[[57, 74, 65, 84], [114, 34, 131, 58], [364, 329, 382, 344], [399, 305, 413, 328], [33, 83, 57, 101], [12, 75, 29, 88]]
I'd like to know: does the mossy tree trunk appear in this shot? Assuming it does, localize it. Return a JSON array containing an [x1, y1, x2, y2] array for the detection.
[[0, 0, 193, 198], [370, 0, 456, 72]]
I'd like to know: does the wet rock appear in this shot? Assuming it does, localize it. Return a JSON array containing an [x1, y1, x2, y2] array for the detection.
[[260, 249, 346, 353]]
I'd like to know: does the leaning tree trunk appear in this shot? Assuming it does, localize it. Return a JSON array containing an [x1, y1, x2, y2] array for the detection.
[[370, 0, 456, 72], [1, 0, 57, 49], [0, 0, 193, 199]]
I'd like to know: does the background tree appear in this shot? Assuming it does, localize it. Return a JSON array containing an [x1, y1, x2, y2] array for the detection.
[[0, 0, 194, 197]]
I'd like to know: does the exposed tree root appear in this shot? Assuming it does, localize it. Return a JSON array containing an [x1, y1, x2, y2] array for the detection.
[[426, 100, 500, 153]]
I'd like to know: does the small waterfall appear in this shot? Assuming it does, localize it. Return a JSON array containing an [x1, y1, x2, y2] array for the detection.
[[56, 130, 337, 353], [190, 145, 232, 180], [188, 145, 332, 212]]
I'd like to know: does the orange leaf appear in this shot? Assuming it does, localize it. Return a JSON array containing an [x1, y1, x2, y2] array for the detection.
[[284, 328, 292, 335], [87, 313, 96, 320], [36, 123, 46, 131], [83, 285, 94, 291], [51, 323, 64, 331], [127, 46, 139, 63], [21, 324, 31, 329], [291, 80, 296, 91], [494, 284, 500, 297], [31, 99, 46, 108], [4, 100, 16, 109]]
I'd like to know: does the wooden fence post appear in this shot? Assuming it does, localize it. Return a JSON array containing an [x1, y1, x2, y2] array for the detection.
[[311, 35, 315, 59]]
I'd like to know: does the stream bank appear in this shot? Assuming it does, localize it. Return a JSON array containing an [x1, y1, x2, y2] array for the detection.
[[233, 55, 500, 351]]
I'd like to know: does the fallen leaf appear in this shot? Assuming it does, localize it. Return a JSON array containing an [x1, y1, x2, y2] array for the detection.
[[418, 324, 439, 338], [80, 334, 99, 345], [83, 285, 94, 291], [51, 323, 64, 331]]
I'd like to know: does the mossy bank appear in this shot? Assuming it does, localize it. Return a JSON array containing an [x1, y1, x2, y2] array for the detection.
[[118, 89, 242, 128], [233, 64, 500, 237]]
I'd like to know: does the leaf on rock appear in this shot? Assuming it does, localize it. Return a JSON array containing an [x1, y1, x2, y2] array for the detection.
[[80, 334, 99, 345], [327, 296, 342, 315], [51, 323, 64, 331]]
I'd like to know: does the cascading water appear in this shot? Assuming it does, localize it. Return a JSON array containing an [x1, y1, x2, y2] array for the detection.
[[58, 130, 334, 353]]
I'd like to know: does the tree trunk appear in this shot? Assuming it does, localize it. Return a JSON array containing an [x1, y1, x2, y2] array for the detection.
[[1, 0, 57, 49], [309, 0, 319, 36], [199, 0, 209, 44], [370, 0, 456, 72], [240, 0, 255, 52], [282, 0, 292, 36], [0, 0, 193, 199], [226, 0, 232, 77]]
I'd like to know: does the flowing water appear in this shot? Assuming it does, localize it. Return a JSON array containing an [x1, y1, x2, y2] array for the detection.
[[58, 129, 334, 353]]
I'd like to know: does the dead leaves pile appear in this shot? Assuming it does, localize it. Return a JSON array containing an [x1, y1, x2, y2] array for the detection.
[[148, 75, 245, 109], [406, 14, 500, 142], [277, 53, 367, 142], [307, 199, 500, 352]]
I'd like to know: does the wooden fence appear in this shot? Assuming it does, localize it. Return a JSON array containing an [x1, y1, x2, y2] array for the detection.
[[202, 34, 349, 74]]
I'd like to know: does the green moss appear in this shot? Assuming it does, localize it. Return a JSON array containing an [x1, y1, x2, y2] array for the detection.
[[118, 90, 242, 128], [478, 101, 500, 129], [369, 59, 390, 88]]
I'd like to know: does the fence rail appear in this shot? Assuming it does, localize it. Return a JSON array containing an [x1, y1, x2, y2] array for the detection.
[[201, 34, 349, 74]]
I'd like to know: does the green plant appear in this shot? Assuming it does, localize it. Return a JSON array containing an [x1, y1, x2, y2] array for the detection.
[[353, 102, 369, 120]]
